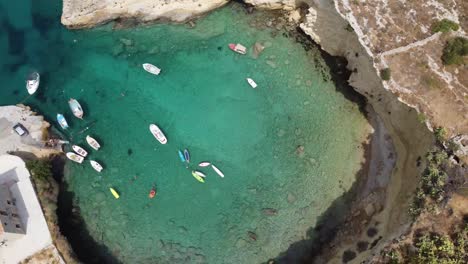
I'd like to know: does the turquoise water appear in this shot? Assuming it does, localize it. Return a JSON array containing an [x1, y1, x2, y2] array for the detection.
[[0, 1, 370, 263]]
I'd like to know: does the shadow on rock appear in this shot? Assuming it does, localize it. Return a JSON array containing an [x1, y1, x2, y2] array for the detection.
[[51, 155, 122, 264]]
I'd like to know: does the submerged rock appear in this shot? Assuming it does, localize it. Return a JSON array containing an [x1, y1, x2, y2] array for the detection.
[[252, 42, 265, 59], [262, 208, 278, 216], [247, 231, 257, 241]]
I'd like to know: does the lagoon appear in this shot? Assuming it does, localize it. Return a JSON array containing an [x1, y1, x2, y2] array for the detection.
[[0, 1, 370, 263]]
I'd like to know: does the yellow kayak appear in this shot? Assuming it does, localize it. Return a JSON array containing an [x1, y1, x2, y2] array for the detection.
[[110, 188, 120, 199], [191, 171, 205, 183]]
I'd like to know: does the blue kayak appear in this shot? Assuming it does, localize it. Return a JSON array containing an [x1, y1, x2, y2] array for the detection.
[[178, 150, 186, 162], [57, 114, 69, 129], [184, 149, 190, 163]]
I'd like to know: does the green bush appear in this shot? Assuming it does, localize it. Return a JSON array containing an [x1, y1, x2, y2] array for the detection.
[[431, 19, 460, 33], [434, 127, 447, 143], [442, 37, 468, 65], [413, 231, 467, 263], [26, 159, 53, 182], [380, 68, 391, 81]]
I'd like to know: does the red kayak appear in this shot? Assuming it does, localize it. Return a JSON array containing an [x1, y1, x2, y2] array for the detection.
[[149, 188, 157, 198]]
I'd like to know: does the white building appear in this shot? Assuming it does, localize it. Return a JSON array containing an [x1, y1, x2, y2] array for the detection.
[[0, 155, 53, 264]]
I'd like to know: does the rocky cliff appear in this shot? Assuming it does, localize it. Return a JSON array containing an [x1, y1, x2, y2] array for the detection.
[[61, 0, 229, 28]]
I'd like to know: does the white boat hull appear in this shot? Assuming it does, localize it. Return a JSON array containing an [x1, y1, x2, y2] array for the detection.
[[143, 63, 161, 75], [247, 78, 257, 88], [26, 72, 40, 95], [69, 98, 84, 119], [149, 124, 167, 144], [86, 135, 101, 150], [66, 152, 84, 164], [90, 160, 103, 172], [211, 164, 224, 178], [194, 171, 206, 178], [72, 145, 88, 157], [199, 162, 211, 167]]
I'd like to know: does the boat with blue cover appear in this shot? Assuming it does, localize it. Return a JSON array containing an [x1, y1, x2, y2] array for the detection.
[[184, 149, 190, 163], [57, 114, 69, 129]]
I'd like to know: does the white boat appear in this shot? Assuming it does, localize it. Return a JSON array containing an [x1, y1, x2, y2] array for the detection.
[[228, 43, 247, 55], [86, 135, 101, 150], [194, 171, 206, 178], [199, 162, 211, 167], [26, 72, 40, 95], [90, 160, 103, 172], [246, 78, 257, 88], [142, 63, 161, 75], [68, 98, 84, 119], [149, 124, 167, 144], [72, 145, 88, 157], [211, 164, 224, 178], [66, 152, 84, 164]]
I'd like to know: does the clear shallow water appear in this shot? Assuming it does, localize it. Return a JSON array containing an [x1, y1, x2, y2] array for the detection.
[[0, 1, 370, 263]]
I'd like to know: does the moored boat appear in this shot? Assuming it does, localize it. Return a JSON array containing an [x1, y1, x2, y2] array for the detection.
[[228, 43, 247, 55], [72, 145, 88, 157], [142, 63, 161, 75], [149, 187, 157, 198], [191, 171, 205, 183], [57, 114, 69, 129], [26, 72, 40, 95], [178, 150, 186, 162], [198, 162, 210, 167], [184, 149, 190, 163], [90, 160, 103, 172], [110, 188, 120, 199], [194, 170, 206, 178], [246, 78, 257, 88], [149, 124, 167, 144], [68, 98, 84, 119], [66, 152, 84, 164], [86, 135, 101, 150], [211, 164, 224, 178]]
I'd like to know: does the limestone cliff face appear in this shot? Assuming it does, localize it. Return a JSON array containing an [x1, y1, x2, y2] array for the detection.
[[61, 0, 229, 28], [244, 0, 295, 10]]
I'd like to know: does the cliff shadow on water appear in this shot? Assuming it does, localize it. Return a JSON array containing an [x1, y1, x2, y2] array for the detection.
[[50, 155, 122, 264], [270, 137, 372, 264], [267, 28, 372, 263]]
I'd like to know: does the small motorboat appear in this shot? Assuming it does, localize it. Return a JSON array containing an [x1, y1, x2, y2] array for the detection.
[[68, 98, 84, 119], [228, 43, 247, 55], [211, 164, 224, 178], [142, 63, 161, 75], [86, 135, 101, 150], [72, 145, 88, 157], [191, 171, 205, 183], [66, 152, 84, 164], [149, 187, 157, 198], [247, 78, 257, 88], [57, 114, 69, 129], [149, 124, 167, 144], [178, 150, 186, 162], [90, 160, 103, 172], [199, 162, 210, 167], [184, 149, 190, 163], [110, 188, 120, 199], [194, 170, 206, 178], [26, 72, 40, 95]]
